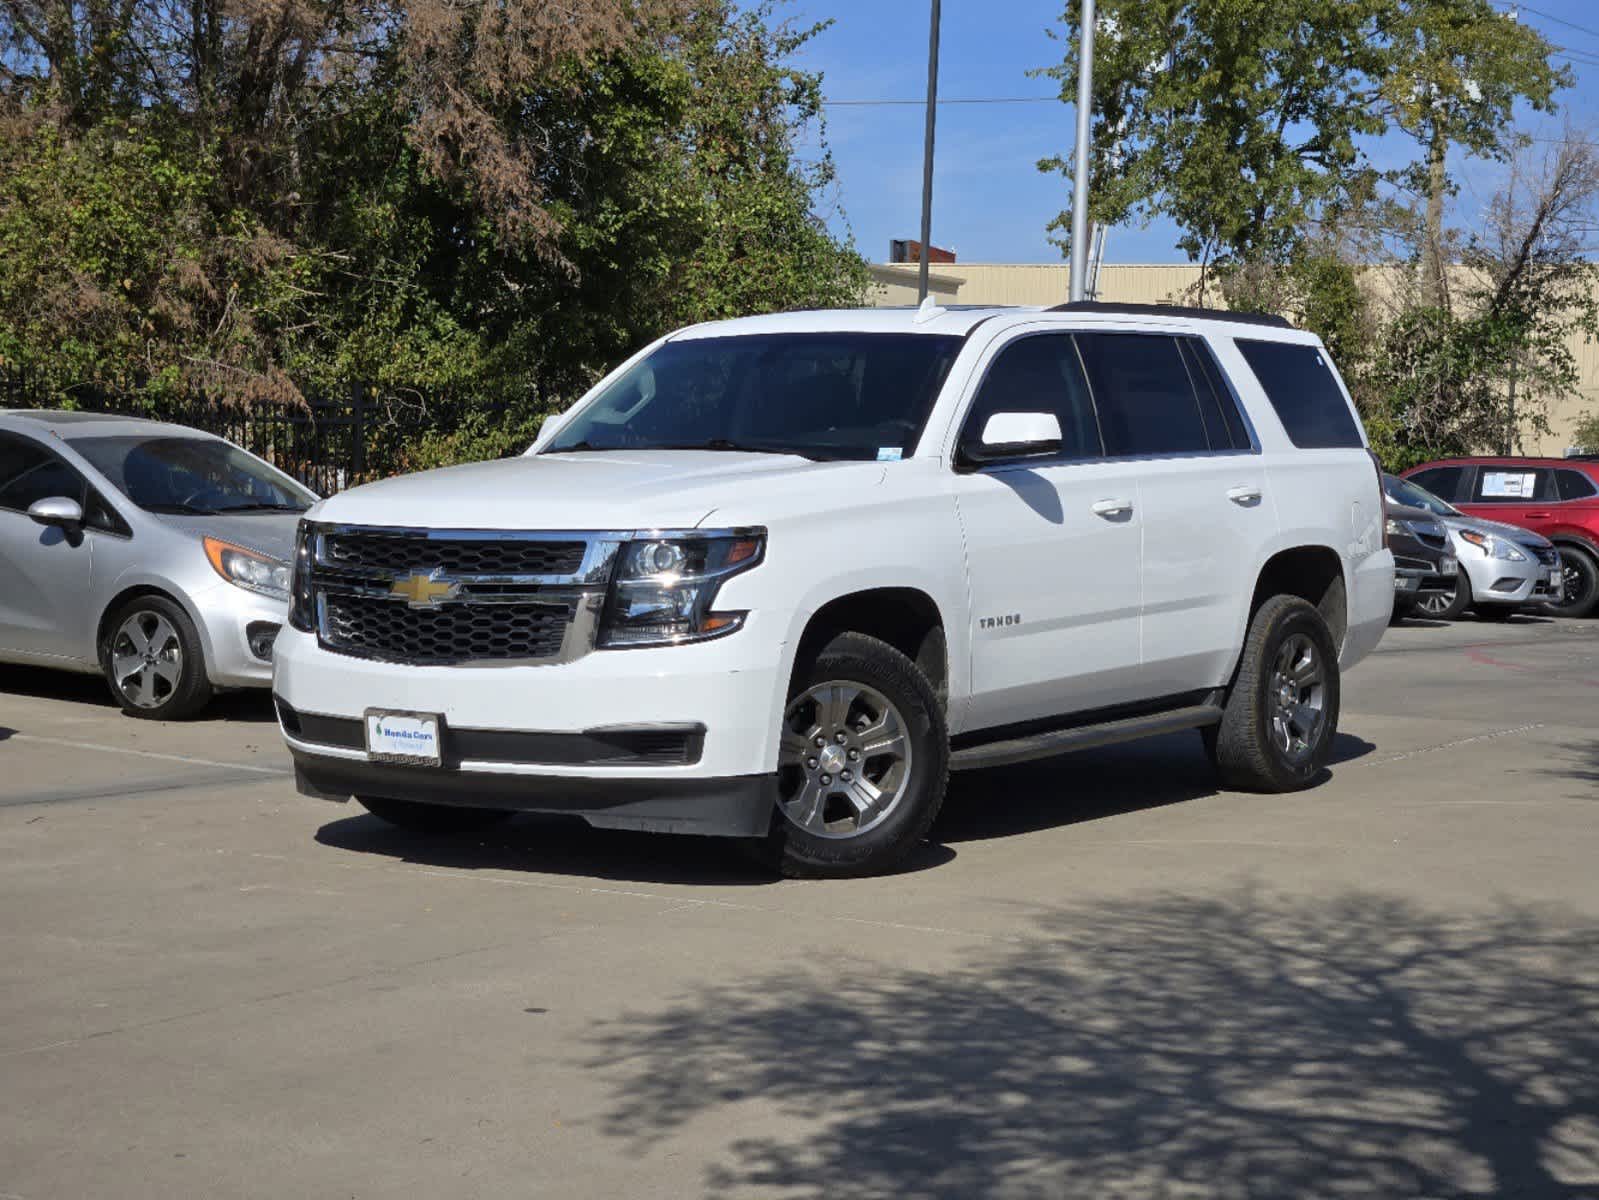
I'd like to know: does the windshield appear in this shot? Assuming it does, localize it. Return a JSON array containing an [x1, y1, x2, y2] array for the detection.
[[544, 333, 964, 462], [68, 435, 316, 515], [1385, 474, 1457, 517]]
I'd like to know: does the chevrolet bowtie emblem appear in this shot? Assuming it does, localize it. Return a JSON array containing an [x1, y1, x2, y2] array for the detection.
[[389, 570, 460, 608]]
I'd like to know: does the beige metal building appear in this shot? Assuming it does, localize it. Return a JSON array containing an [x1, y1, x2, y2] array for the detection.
[[867, 262, 1597, 455]]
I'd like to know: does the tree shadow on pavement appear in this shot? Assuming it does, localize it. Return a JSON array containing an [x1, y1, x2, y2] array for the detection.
[[582, 887, 1599, 1199]]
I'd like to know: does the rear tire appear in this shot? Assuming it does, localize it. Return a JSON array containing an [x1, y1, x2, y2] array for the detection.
[[758, 632, 948, 879], [357, 796, 513, 834], [1546, 546, 1599, 618], [1211, 595, 1340, 792]]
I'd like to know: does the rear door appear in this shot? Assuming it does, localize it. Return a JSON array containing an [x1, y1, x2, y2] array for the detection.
[[1462, 465, 1552, 535], [951, 329, 1145, 728], [1077, 330, 1272, 697]]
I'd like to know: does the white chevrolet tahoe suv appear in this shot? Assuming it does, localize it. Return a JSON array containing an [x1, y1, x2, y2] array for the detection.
[[275, 302, 1394, 877]]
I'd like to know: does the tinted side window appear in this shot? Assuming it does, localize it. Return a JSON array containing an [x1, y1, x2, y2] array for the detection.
[[1556, 468, 1597, 501], [1472, 467, 1548, 503], [1235, 339, 1364, 449], [1408, 466, 1465, 501], [1180, 337, 1252, 450], [1075, 333, 1209, 456], [960, 335, 1102, 460], [0, 433, 87, 513]]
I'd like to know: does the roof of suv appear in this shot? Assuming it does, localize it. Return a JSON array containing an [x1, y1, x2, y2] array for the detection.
[[669, 302, 1308, 342], [1407, 456, 1599, 471]]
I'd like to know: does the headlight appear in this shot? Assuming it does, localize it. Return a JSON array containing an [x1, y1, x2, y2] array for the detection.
[[598, 530, 765, 648], [203, 535, 292, 599], [1457, 529, 1528, 562], [287, 521, 316, 631], [1385, 517, 1403, 538]]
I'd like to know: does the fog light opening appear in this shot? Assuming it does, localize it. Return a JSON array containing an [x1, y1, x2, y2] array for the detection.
[[247, 621, 281, 661]]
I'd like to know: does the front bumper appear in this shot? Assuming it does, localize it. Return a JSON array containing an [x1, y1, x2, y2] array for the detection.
[[273, 617, 790, 835], [192, 579, 286, 688], [1457, 550, 1563, 607]]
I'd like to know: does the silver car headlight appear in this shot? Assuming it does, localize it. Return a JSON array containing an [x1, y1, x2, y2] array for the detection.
[[1458, 529, 1528, 562], [204, 535, 292, 599], [597, 530, 765, 648]]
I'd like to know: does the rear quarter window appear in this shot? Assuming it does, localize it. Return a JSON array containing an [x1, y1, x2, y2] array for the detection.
[[1234, 339, 1364, 449], [1556, 468, 1598, 501]]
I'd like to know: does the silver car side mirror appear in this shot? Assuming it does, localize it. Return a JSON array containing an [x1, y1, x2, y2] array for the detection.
[[27, 496, 84, 529]]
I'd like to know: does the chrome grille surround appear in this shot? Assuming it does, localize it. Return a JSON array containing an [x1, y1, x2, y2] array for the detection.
[[307, 525, 626, 667]]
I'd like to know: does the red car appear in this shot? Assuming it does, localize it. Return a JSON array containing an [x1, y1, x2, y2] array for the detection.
[[1401, 457, 1599, 617]]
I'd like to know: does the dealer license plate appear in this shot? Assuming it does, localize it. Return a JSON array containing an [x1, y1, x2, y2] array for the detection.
[[365, 709, 443, 766]]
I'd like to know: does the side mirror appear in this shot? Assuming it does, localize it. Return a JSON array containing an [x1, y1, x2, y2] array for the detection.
[[27, 496, 84, 530], [528, 406, 575, 454], [960, 412, 1063, 467]]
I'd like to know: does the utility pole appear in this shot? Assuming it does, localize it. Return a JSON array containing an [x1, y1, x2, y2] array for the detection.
[[1067, 0, 1096, 303], [916, 0, 942, 303]]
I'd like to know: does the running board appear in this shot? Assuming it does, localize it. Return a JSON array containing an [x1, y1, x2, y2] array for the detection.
[[949, 703, 1223, 772]]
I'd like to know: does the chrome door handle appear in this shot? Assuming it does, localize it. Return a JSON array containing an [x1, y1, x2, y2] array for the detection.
[[1227, 485, 1263, 505], [1091, 498, 1134, 518]]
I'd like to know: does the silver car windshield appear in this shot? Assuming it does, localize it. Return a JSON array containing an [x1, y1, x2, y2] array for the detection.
[[543, 333, 963, 462], [1386, 474, 1458, 517], [67, 435, 315, 516]]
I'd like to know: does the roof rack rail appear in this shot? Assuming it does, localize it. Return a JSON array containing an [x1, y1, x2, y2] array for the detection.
[[1044, 301, 1293, 329]]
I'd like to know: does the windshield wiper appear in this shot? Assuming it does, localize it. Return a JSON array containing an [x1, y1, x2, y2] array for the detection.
[[653, 439, 823, 460], [543, 440, 614, 454], [143, 503, 221, 515], [215, 502, 308, 513]]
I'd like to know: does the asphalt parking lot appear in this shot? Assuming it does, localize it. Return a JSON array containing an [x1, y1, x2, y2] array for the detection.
[[3, 615, 1598, 1199]]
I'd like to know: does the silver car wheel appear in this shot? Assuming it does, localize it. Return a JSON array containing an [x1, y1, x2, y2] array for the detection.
[[1268, 633, 1327, 765], [1416, 583, 1455, 617], [777, 680, 913, 839], [111, 611, 184, 709]]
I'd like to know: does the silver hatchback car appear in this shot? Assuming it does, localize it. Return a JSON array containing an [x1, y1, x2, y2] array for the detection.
[[0, 410, 316, 718]]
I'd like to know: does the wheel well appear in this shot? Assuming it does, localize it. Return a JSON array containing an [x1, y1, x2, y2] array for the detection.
[[95, 585, 186, 662], [795, 588, 948, 709], [1550, 536, 1598, 563], [1250, 547, 1347, 646]]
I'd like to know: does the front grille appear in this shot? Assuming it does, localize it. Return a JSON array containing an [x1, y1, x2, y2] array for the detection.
[[1394, 555, 1434, 573], [1414, 528, 1447, 550], [323, 594, 571, 665], [321, 529, 585, 577], [1529, 545, 1558, 567]]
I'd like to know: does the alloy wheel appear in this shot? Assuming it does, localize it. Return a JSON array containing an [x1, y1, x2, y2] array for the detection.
[[777, 681, 913, 838], [1267, 633, 1327, 765], [1416, 584, 1456, 617], [111, 611, 184, 709]]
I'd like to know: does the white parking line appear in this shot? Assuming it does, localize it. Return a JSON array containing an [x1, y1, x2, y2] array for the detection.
[[7, 733, 288, 776]]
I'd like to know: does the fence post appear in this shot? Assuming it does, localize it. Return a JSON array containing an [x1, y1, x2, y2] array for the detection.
[[350, 380, 366, 479]]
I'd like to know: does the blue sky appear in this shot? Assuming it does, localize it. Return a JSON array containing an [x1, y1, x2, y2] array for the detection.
[[780, 0, 1599, 265]]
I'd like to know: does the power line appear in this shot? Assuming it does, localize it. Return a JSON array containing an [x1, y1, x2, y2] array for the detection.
[[1506, 2, 1599, 42], [824, 95, 1055, 107]]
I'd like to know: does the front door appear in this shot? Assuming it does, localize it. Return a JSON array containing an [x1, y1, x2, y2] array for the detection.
[[951, 330, 1144, 730], [0, 432, 96, 662]]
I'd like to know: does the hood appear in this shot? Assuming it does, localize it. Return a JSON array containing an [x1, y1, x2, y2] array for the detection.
[[309, 450, 880, 531], [155, 511, 303, 561], [1384, 500, 1442, 529], [1439, 513, 1552, 548]]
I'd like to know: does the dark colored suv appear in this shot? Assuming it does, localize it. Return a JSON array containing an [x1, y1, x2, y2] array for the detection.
[[1401, 457, 1599, 617]]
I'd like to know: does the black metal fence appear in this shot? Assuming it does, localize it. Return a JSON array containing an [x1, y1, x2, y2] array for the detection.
[[0, 368, 496, 496]]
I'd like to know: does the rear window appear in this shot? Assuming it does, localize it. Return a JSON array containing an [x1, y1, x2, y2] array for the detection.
[[1234, 339, 1364, 449], [1556, 468, 1597, 501]]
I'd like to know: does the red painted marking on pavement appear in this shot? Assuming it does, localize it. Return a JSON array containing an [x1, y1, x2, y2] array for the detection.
[[1464, 645, 1599, 687]]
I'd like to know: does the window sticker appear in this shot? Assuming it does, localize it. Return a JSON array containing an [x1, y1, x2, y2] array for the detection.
[[876, 447, 903, 462], [1481, 471, 1537, 499]]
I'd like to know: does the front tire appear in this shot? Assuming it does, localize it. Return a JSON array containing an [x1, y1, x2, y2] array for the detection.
[[1210, 595, 1340, 792], [101, 595, 212, 720], [357, 796, 513, 834], [761, 632, 948, 878], [1417, 572, 1471, 620], [1546, 546, 1599, 618]]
